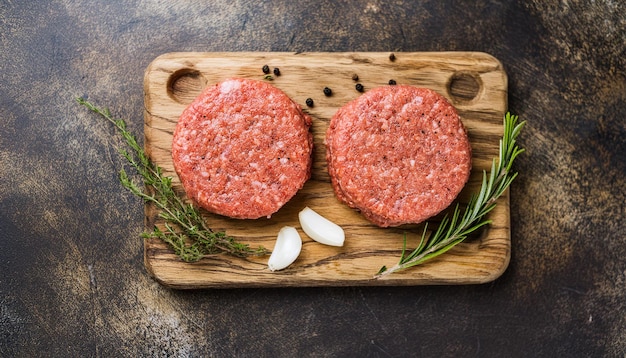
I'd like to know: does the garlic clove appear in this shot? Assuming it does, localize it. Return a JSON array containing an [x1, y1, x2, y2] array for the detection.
[[268, 226, 302, 271], [298, 207, 345, 247]]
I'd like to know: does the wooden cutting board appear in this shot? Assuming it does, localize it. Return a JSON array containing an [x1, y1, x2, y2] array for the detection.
[[143, 52, 509, 289]]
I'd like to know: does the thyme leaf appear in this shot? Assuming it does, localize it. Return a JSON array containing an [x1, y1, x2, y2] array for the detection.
[[375, 113, 525, 278], [77, 97, 268, 262]]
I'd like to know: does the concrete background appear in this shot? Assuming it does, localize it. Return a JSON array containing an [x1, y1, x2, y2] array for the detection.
[[1, 1, 625, 356]]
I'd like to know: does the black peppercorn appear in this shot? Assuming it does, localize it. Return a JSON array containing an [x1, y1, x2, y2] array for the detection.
[[262, 65, 270, 74], [388, 79, 397, 85], [389, 53, 396, 61], [323, 87, 332, 96], [305, 98, 314, 107], [355, 83, 364, 92], [352, 74, 359, 81], [273, 67, 280, 76]]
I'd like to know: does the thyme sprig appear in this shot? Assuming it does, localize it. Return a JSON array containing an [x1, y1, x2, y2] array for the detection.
[[77, 97, 268, 262], [375, 113, 525, 278]]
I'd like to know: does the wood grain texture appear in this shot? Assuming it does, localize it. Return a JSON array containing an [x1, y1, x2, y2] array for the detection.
[[143, 52, 508, 289]]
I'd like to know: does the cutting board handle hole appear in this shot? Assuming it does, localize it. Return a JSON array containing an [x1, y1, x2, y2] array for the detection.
[[447, 71, 482, 104], [167, 69, 207, 104]]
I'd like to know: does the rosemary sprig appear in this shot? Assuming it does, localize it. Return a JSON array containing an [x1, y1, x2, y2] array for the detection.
[[77, 97, 268, 261], [375, 112, 525, 278]]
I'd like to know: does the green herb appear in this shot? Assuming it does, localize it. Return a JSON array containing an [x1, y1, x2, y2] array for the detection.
[[77, 97, 268, 262], [375, 113, 525, 278]]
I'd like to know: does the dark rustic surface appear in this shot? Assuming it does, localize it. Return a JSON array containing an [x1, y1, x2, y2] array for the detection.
[[0, 1, 624, 356]]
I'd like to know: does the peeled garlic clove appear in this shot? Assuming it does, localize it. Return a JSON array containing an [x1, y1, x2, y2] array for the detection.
[[268, 226, 302, 271], [298, 207, 345, 247]]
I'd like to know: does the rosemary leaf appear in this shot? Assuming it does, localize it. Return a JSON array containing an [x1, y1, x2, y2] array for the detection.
[[77, 97, 268, 261], [375, 112, 525, 278]]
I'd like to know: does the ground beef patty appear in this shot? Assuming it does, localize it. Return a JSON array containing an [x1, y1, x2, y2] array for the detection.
[[172, 78, 313, 219], [325, 85, 471, 227]]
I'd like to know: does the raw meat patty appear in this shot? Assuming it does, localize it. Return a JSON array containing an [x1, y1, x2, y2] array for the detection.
[[172, 78, 313, 219], [325, 85, 471, 227]]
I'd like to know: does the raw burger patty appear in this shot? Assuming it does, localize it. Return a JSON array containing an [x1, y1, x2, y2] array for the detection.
[[325, 85, 471, 227], [172, 78, 313, 219]]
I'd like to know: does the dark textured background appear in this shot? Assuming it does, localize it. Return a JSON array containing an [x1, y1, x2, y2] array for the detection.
[[1, 1, 625, 356]]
